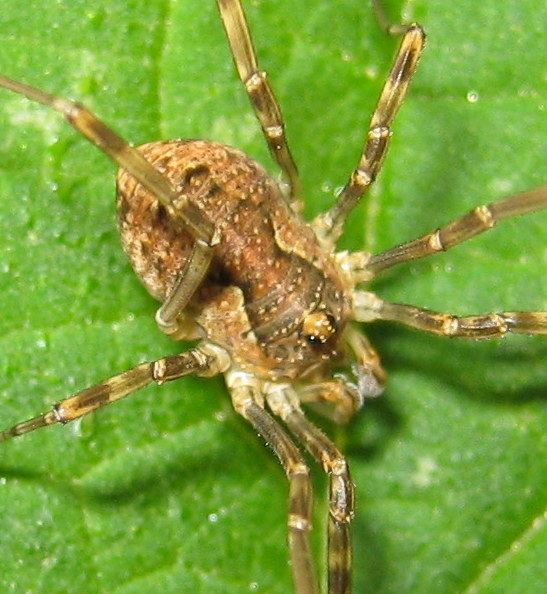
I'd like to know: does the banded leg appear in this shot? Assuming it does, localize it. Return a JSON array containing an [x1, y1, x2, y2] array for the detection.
[[0, 343, 230, 443], [0, 75, 215, 245], [0, 75, 217, 319], [265, 383, 354, 594], [366, 184, 547, 275], [227, 370, 318, 594], [216, 0, 301, 203], [354, 291, 547, 338], [313, 21, 424, 243]]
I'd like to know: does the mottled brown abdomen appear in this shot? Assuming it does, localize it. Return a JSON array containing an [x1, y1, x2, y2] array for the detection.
[[117, 140, 287, 299], [117, 140, 349, 349]]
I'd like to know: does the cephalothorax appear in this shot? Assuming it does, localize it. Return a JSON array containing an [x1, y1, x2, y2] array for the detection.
[[1, 1, 546, 593]]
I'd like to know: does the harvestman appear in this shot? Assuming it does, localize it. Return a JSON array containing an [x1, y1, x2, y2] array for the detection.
[[1, 1, 546, 592]]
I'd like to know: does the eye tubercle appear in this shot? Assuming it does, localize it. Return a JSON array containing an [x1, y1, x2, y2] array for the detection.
[[302, 312, 337, 344]]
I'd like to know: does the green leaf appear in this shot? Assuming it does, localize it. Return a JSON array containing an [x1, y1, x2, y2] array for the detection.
[[0, 1, 545, 593]]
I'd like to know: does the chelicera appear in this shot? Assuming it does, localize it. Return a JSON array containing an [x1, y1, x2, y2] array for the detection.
[[1, 1, 546, 593]]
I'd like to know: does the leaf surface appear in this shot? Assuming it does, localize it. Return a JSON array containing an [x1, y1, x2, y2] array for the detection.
[[0, 1, 545, 592]]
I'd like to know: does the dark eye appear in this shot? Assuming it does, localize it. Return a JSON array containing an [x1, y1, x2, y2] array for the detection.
[[301, 312, 337, 345]]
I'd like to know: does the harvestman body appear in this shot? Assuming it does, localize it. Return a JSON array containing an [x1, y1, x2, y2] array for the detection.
[[1, 1, 546, 593]]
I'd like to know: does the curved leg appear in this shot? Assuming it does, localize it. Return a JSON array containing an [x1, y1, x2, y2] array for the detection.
[[155, 241, 213, 335], [299, 326, 385, 424], [298, 380, 364, 426]]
